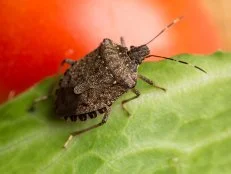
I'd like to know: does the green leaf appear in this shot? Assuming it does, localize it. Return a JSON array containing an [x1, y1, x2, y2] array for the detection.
[[0, 51, 231, 174]]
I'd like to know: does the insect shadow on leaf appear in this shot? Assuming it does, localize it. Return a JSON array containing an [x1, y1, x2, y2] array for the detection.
[[29, 16, 206, 148]]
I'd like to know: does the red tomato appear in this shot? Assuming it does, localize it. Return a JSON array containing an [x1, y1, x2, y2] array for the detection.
[[0, 0, 221, 103]]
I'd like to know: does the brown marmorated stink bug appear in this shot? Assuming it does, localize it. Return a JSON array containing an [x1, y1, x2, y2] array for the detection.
[[30, 16, 206, 148]]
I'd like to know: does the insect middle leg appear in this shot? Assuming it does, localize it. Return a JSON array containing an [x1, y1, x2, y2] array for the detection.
[[138, 74, 166, 91], [63, 107, 111, 148], [122, 88, 140, 116]]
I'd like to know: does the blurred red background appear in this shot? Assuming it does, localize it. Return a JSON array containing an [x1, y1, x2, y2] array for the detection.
[[0, 0, 222, 104]]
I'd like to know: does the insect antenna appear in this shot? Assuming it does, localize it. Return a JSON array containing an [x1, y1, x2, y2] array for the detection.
[[145, 54, 207, 73], [141, 16, 206, 73], [143, 16, 184, 46]]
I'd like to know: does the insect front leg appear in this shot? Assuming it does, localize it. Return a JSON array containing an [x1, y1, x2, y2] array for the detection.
[[138, 74, 166, 91], [121, 88, 140, 116], [63, 107, 111, 148]]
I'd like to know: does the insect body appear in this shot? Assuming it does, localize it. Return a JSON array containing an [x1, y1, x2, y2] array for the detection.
[[56, 39, 149, 119], [56, 38, 155, 147], [30, 16, 206, 147]]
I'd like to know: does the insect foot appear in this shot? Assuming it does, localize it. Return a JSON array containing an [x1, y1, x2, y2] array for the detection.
[[63, 107, 110, 148], [121, 88, 140, 117], [28, 95, 49, 112]]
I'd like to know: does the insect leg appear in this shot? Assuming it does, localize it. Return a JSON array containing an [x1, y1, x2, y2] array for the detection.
[[60, 59, 76, 66], [138, 74, 166, 91], [52, 58, 77, 95], [29, 59, 76, 112], [120, 37, 126, 47], [121, 88, 140, 116], [57, 59, 76, 78], [28, 95, 50, 112], [63, 107, 111, 148]]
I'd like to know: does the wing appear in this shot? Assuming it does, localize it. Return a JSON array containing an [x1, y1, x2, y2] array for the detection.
[[74, 83, 127, 115], [55, 83, 128, 116]]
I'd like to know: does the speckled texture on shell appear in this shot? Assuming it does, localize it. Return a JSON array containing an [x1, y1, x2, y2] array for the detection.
[[55, 39, 142, 118]]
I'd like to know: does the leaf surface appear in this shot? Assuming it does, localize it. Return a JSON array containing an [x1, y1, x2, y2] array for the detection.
[[0, 51, 231, 174]]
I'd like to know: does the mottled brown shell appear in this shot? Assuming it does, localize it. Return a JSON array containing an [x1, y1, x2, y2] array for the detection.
[[55, 39, 139, 120]]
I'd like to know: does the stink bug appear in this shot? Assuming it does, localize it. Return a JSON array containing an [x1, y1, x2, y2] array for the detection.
[[30, 16, 206, 147]]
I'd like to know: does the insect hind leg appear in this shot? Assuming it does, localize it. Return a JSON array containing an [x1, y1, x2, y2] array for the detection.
[[63, 107, 111, 148]]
